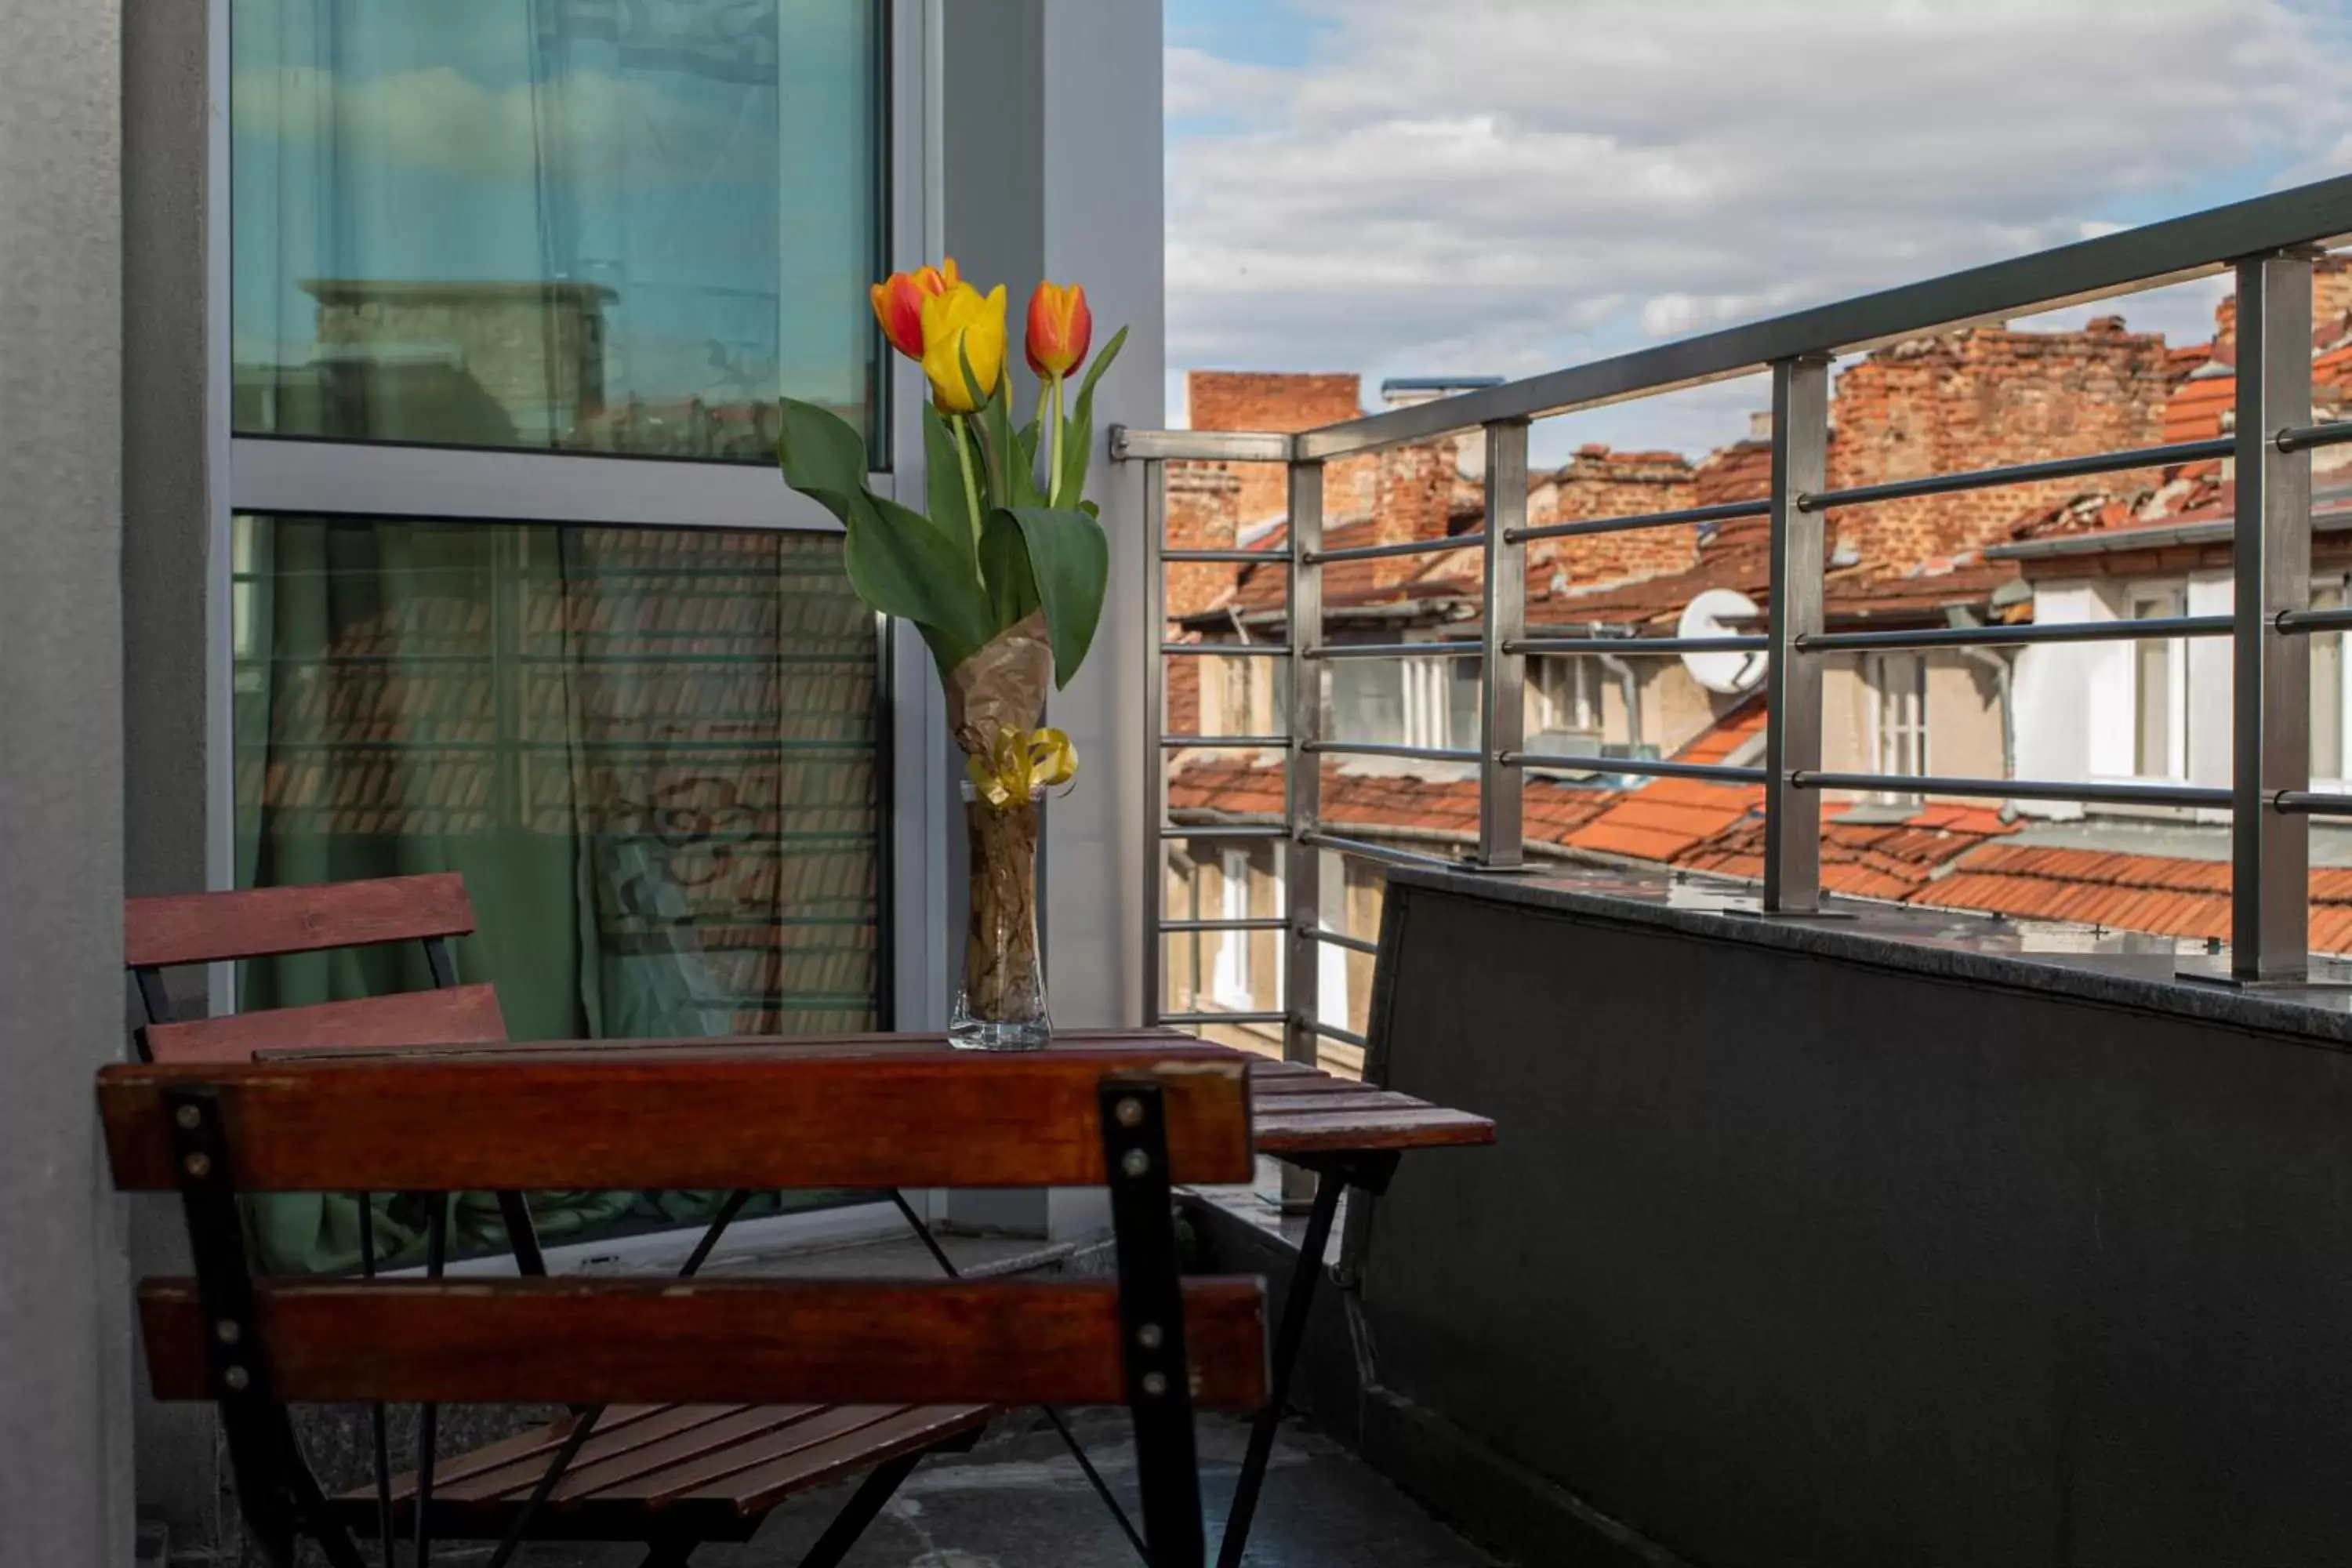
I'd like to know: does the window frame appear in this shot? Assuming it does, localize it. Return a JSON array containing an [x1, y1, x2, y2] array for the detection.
[[2126, 582, 2190, 783], [1867, 650, 1929, 801], [202, 0, 946, 1062]]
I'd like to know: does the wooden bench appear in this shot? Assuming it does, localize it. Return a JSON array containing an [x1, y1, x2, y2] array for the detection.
[[120, 877, 1005, 1565], [103, 1044, 1267, 1567]]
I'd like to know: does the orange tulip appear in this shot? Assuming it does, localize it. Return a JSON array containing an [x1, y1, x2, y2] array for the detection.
[[1025, 281, 1093, 379], [870, 257, 961, 361]]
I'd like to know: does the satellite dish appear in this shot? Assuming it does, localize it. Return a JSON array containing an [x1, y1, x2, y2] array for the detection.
[[1677, 589, 1767, 695]]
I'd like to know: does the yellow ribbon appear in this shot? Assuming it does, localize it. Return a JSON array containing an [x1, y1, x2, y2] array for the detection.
[[967, 726, 1079, 809]]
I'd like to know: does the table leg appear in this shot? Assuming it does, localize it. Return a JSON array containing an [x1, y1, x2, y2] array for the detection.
[[1215, 1171, 1342, 1568], [886, 1192, 1152, 1564]]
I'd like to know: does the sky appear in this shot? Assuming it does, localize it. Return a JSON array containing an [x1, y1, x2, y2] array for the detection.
[[1164, 0, 2352, 462]]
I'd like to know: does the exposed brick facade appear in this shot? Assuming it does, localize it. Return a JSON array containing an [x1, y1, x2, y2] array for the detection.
[[1823, 318, 2171, 564], [1185, 371, 1363, 526], [1526, 444, 1700, 598]]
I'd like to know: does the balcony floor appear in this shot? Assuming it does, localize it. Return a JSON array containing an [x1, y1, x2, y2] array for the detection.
[[523, 1404, 1497, 1567]]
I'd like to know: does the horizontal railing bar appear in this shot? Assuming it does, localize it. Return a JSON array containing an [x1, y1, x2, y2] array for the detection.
[[1800, 615, 2232, 652], [1156, 917, 1289, 934], [1160, 642, 1293, 658], [1791, 770, 2231, 808], [2276, 420, 2352, 454], [1303, 741, 1482, 763], [1798, 437, 2233, 512], [1510, 635, 1767, 655], [1154, 1010, 1290, 1028], [1307, 642, 1482, 661], [1110, 427, 1293, 463], [1311, 928, 1381, 956], [2274, 608, 2352, 634], [1278, 176, 2352, 459], [1504, 751, 1767, 783], [1508, 497, 1769, 545], [1298, 830, 1465, 872], [1163, 548, 1294, 564], [2271, 790, 2352, 815], [1310, 1020, 1370, 1049], [1156, 822, 1285, 840], [1160, 735, 1293, 750], [1308, 533, 1485, 565]]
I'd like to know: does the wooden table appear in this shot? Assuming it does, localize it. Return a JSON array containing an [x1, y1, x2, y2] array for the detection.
[[270, 1026, 1494, 1566]]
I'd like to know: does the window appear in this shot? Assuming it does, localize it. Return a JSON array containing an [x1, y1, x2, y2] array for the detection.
[[231, 517, 884, 1268], [1210, 849, 1254, 1007], [230, 0, 886, 457], [222, 0, 903, 1270], [1870, 653, 1928, 796], [2132, 588, 2187, 779], [2315, 581, 2346, 782], [1532, 657, 1602, 736], [1330, 659, 1405, 746]]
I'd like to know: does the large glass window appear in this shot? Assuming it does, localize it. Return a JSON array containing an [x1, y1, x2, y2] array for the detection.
[[230, 0, 885, 459], [230, 517, 884, 1269]]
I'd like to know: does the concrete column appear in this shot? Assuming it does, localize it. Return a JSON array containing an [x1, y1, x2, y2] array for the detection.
[[0, 0, 136, 1563], [938, 0, 1164, 1240]]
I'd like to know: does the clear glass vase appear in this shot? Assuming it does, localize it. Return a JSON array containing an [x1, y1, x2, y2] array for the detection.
[[949, 782, 1051, 1049]]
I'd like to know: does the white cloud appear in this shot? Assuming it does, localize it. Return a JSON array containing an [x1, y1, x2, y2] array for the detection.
[[1167, 0, 2352, 453], [234, 64, 772, 187]]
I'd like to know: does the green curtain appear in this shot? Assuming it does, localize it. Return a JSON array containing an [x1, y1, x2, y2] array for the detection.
[[234, 516, 882, 1272]]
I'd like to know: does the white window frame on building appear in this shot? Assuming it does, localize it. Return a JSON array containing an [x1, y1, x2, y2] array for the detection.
[[2314, 575, 2350, 789], [1210, 848, 1255, 1010], [2129, 583, 2191, 782], [1867, 652, 1929, 803]]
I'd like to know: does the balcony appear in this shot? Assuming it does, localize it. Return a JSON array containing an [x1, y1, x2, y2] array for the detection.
[[1109, 176, 2352, 1566]]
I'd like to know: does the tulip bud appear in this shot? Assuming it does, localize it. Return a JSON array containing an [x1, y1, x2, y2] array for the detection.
[[921, 282, 1009, 414], [870, 258, 963, 362], [1025, 281, 1093, 379]]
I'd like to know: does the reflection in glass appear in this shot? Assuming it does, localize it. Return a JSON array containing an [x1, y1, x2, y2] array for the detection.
[[231, 0, 884, 459], [231, 516, 883, 1268]]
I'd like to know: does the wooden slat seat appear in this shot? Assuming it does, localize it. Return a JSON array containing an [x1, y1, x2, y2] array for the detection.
[[321, 1403, 994, 1544], [137, 984, 506, 1063]]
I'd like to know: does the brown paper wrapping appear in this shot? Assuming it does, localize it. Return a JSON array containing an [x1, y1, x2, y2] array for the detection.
[[946, 611, 1054, 763], [947, 612, 1055, 1029]]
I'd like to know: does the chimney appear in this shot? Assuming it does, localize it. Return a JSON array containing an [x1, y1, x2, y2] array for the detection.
[[1381, 376, 1504, 481]]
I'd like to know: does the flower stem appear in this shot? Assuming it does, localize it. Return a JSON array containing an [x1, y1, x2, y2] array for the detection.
[[1047, 373, 1065, 507], [953, 413, 985, 543]]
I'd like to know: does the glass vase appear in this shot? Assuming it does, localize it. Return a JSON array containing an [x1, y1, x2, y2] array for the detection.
[[949, 782, 1051, 1049]]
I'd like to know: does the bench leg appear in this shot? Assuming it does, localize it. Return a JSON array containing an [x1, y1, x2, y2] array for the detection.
[[795, 1448, 924, 1568]]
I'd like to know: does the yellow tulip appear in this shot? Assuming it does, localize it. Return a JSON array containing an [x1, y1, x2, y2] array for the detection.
[[920, 282, 1008, 413]]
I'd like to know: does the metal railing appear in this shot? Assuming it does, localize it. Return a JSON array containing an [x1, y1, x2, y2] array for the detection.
[[1123, 175, 2352, 1072]]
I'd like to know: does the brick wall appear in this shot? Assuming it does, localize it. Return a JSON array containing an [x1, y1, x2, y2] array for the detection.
[[1527, 444, 1701, 595], [1164, 463, 1243, 621], [1186, 370, 1363, 526], [2208, 256, 2350, 351], [1825, 318, 2171, 565]]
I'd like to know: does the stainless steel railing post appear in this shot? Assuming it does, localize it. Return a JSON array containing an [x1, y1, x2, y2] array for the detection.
[[1764, 354, 1831, 913], [1141, 458, 1167, 1023], [1479, 420, 1530, 869], [1284, 458, 1327, 1207], [2233, 249, 2318, 981]]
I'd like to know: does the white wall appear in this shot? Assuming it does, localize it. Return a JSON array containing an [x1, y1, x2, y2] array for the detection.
[[2013, 579, 2109, 818], [0, 0, 137, 1559]]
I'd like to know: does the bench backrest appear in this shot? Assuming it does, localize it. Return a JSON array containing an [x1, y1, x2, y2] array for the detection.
[[100, 1045, 1264, 1567], [123, 874, 503, 1061]]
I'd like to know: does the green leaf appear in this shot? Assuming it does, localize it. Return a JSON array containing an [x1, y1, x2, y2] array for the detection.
[[1004, 505, 1110, 688], [775, 396, 875, 529], [967, 344, 1039, 511], [1057, 325, 1127, 508], [922, 405, 982, 558], [844, 493, 996, 677], [978, 507, 1041, 631], [779, 396, 990, 679]]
